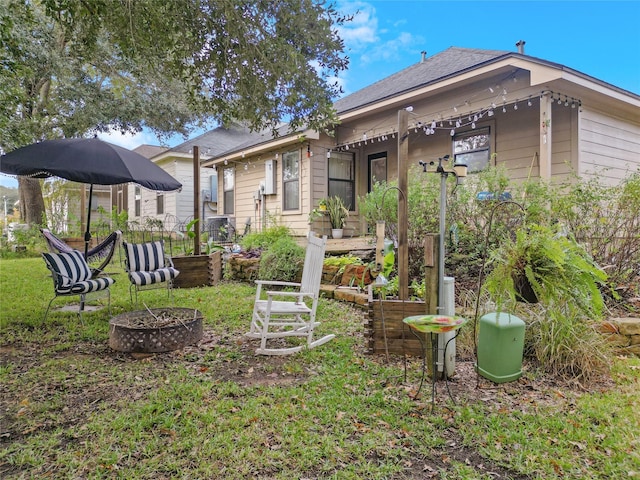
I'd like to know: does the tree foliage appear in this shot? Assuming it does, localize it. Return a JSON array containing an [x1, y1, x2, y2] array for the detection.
[[1, 0, 349, 224]]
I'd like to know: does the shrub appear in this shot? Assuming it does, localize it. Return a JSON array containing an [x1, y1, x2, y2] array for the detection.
[[241, 224, 292, 251], [258, 236, 305, 281]]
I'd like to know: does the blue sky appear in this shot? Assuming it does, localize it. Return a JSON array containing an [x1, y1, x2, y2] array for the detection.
[[2, 0, 639, 188]]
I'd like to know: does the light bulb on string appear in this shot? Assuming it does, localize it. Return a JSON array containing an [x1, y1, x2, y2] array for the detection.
[[450, 129, 455, 136], [527, 97, 532, 107], [502, 104, 507, 113], [564, 97, 569, 107], [514, 102, 518, 110], [471, 122, 476, 129], [488, 109, 494, 117]]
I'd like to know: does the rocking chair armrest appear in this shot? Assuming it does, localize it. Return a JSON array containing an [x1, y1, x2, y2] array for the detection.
[[255, 280, 301, 288], [265, 290, 314, 300]]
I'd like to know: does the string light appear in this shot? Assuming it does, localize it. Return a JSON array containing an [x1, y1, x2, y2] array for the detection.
[[331, 86, 580, 151]]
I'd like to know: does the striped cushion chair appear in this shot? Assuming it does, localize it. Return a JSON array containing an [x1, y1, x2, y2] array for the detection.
[[123, 240, 180, 304], [42, 250, 115, 322]]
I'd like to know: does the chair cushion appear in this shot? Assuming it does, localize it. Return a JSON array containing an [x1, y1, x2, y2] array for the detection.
[[128, 267, 180, 286], [43, 250, 92, 289], [124, 241, 166, 272], [59, 277, 116, 295]]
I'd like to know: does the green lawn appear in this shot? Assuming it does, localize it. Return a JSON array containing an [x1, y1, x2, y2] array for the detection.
[[1, 257, 638, 479]]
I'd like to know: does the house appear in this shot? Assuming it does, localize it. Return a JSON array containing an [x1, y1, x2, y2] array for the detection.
[[126, 126, 261, 236], [168, 44, 640, 237]]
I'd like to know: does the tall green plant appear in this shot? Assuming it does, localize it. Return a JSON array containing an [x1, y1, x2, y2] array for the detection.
[[324, 195, 349, 229]]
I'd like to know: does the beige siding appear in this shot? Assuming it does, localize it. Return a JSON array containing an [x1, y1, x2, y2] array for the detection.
[[579, 108, 640, 185]]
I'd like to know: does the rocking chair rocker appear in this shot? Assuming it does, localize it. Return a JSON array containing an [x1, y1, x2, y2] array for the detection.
[[246, 234, 335, 355]]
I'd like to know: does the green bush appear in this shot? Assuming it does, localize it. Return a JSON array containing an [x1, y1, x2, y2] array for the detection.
[[258, 236, 305, 281], [241, 224, 292, 251]]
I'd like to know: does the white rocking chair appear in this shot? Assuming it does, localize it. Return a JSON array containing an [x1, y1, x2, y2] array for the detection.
[[246, 234, 335, 355]]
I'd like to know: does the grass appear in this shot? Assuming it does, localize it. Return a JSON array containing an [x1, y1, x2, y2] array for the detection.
[[1, 257, 639, 479]]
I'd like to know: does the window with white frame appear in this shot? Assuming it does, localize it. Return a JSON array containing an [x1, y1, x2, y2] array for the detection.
[[134, 186, 141, 217], [156, 193, 164, 215], [453, 127, 491, 172], [282, 150, 299, 211], [329, 151, 355, 209], [223, 167, 234, 215]]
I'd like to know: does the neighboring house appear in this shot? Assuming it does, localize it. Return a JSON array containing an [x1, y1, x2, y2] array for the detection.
[[189, 44, 639, 237], [128, 126, 261, 235]]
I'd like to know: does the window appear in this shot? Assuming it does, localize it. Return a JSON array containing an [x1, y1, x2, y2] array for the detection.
[[453, 127, 491, 172], [328, 151, 355, 209], [223, 167, 234, 215], [134, 186, 141, 217], [282, 150, 299, 211], [156, 193, 164, 215], [368, 152, 387, 192]]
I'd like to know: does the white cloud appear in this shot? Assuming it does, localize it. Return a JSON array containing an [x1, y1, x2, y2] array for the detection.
[[360, 31, 424, 65], [336, 1, 379, 52], [97, 130, 160, 150]]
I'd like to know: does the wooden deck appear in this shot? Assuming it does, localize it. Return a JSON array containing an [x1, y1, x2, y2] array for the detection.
[[296, 235, 376, 254]]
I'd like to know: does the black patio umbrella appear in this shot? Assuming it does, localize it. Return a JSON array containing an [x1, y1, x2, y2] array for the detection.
[[0, 137, 182, 255]]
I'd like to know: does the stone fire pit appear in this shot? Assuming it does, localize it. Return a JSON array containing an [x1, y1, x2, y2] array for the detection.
[[109, 307, 203, 353]]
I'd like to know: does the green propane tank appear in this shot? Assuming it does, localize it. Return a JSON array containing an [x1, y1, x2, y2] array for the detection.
[[477, 312, 525, 383]]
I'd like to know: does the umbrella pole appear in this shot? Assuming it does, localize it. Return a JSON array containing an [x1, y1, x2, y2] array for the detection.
[[84, 184, 93, 258]]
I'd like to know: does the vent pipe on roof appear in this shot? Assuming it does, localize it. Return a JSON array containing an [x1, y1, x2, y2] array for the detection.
[[516, 40, 526, 54], [421, 51, 427, 63]]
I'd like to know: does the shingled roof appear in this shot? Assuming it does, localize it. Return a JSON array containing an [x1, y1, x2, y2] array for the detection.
[[167, 123, 264, 157], [334, 47, 510, 114]]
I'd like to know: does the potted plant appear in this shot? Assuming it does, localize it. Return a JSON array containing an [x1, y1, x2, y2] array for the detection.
[[483, 223, 607, 317], [324, 196, 349, 239]]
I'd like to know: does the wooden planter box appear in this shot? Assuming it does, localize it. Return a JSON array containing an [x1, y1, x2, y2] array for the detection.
[[365, 298, 428, 356], [62, 237, 96, 250], [171, 252, 221, 288]]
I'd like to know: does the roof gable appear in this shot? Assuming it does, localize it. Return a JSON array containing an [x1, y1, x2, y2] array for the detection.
[[334, 47, 508, 113]]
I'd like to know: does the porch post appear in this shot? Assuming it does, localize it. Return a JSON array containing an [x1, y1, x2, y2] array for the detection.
[[539, 92, 553, 180], [193, 146, 201, 255], [397, 109, 409, 300]]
